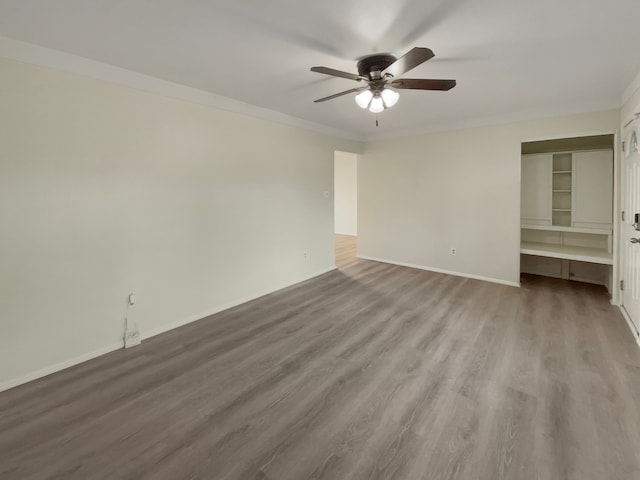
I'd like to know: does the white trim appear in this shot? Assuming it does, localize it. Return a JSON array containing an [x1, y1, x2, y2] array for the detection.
[[0, 35, 364, 142], [0, 266, 337, 393], [611, 130, 621, 304], [622, 69, 640, 106], [141, 266, 337, 341], [618, 305, 640, 348], [357, 255, 520, 287], [520, 130, 617, 143], [0, 341, 124, 393], [0, 35, 625, 143], [365, 105, 620, 142]]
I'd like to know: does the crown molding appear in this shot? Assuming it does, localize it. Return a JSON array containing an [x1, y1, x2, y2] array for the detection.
[[0, 35, 633, 144], [0, 35, 365, 142], [364, 100, 621, 142]]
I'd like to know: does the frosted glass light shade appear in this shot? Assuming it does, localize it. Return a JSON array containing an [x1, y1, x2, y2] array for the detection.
[[355, 89, 373, 109], [381, 88, 399, 107], [369, 96, 384, 113]]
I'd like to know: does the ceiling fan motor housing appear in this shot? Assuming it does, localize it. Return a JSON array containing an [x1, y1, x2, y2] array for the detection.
[[357, 54, 397, 80], [310, 47, 455, 105]]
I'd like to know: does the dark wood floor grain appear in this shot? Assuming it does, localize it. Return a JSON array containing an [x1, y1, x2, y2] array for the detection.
[[2, 262, 640, 479]]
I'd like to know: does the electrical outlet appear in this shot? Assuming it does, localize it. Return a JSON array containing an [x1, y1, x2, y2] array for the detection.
[[303, 252, 308, 260], [451, 248, 456, 255]]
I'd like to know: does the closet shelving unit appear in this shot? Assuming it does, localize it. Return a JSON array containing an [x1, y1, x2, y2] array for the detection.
[[520, 148, 614, 286]]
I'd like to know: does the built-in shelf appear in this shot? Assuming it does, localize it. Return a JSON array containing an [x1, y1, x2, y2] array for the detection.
[[551, 156, 572, 226], [520, 242, 613, 265], [521, 224, 612, 235], [521, 147, 613, 288]]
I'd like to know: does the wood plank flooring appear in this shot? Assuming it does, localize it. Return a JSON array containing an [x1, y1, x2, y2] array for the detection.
[[2, 262, 640, 479], [335, 234, 357, 268]]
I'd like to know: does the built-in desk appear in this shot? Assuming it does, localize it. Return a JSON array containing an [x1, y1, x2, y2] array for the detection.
[[520, 241, 613, 265], [520, 224, 613, 287]]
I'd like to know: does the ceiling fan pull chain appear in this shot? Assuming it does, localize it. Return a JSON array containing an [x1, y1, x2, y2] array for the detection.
[[376, 115, 379, 127]]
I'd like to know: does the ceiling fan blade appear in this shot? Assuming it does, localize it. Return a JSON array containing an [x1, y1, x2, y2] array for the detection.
[[310, 66, 365, 82], [390, 78, 456, 90], [314, 86, 367, 103], [381, 47, 435, 78]]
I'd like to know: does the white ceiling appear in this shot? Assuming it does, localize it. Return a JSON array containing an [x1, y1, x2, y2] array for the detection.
[[1, 0, 639, 140]]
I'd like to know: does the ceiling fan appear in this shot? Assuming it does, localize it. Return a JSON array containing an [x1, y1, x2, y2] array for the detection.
[[311, 47, 456, 113]]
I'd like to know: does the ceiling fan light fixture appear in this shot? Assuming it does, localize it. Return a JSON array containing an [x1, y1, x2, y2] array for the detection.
[[311, 47, 455, 115], [369, 95, 385, 113], [381, 88, 399, 108], [355, 89, 373, 109]]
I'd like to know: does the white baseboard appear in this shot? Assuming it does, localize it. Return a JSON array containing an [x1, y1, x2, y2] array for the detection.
[[0, 267, 337, 394], [0, 341, 124, 393], [618, 305, 640, 348], [357, 255, 520, 288], [141, 266, 337, 341]]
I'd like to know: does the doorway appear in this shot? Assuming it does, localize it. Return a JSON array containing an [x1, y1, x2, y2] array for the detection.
[[334, 151, 358, 268]]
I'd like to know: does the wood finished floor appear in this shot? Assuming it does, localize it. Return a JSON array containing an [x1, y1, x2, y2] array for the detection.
[[335, 234, 357, 268], [2, 262, 640, 479]]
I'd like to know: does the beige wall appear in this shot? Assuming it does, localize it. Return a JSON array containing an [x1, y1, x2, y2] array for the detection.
[[0, 57, 361, 389], [359, 110, 619, 285]]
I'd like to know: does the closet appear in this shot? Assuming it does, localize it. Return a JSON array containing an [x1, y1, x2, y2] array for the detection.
[[520, 135, 614, 290]]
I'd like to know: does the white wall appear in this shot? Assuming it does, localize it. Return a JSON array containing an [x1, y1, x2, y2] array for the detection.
[[334, 151, 358, 236], [359, 110, 619, 286], [0, 57, 361, 390]]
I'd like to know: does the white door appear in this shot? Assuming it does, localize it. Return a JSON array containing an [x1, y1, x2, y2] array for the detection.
[[622, 124, 640, 332]]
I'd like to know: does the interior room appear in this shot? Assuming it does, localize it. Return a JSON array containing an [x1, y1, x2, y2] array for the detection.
[[2, 1, 640, 479]]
